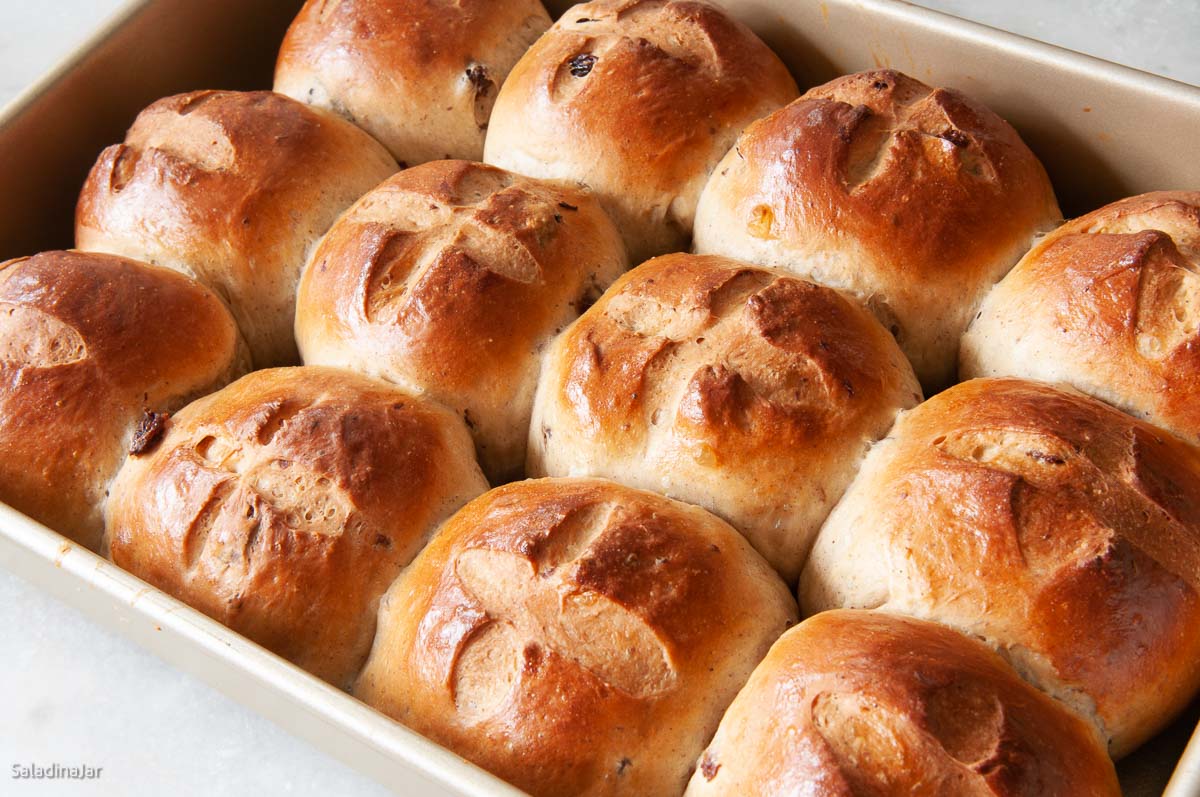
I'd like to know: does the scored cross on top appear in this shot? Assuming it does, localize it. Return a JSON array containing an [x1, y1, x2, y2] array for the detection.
[[593, 269, 855, 429], [449, 500, 677, 722], [837, 85, 1000, 191], [347, 174, 559, 322]]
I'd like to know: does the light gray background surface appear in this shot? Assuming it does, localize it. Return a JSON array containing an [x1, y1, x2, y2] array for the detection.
[[0, 1, 1196, 795]]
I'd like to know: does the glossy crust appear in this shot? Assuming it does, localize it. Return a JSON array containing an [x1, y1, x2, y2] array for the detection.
[[528, 254, 921, 582], [962, 191, 1200, 443], [105, 367, 488, 688], [685, 611, 1120, 797], [800, 378, 1200, 758], [296, 160, 627, 483], [483, 0, 799, 263], [354, 477, 797, 796], [693, 70, 1060, 390], [76, 90, 397, 367], [275, 0, 551, 165], [0, 250, 247, 550]]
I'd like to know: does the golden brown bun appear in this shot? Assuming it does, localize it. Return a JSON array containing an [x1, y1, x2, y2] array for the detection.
[[694, 69, 1061, 391], [0, 250, 247, 550], [685, 610, 1120, 797], [800, 377, 1200, 758], [76, 90, 397, 367], [483, 0, 799, 263], [528, 253, 921, 582], [296, 160, 627, 483], [354, 477, 797, 796], [275, 0, 551, 165], [105, 367, 488, 688], [962, 191, 1200, 443]]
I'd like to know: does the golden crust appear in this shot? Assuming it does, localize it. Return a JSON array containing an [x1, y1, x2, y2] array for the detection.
[[801, 378, 1200, 757], [694, 69, 1061, 390], [75, 90, 397, 367], [104, 366, 488, 688], [275, 0, 551, 164], [295, 160, 627, 483], [354, 477, 796, 796], [483, 0, 799, 263], [962, 191, 1200, 443], [0, 250, 247, 550], [529, 253, 921, 582], [685, 610, 1120, 797]]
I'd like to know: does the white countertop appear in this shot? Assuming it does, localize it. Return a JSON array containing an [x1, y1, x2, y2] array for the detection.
[[0, 2, 1195, 795]]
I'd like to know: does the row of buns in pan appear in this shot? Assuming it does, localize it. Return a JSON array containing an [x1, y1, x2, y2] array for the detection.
[[3, 0, 1199, 794]]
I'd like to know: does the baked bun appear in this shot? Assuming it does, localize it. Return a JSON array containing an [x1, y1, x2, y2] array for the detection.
[[800, 377, 1200, 758], [105, 366, 487, 688], [354, 477, 796, 796], [693, 69, 1061, 390], [528, 253, 921, 583], [76, 90, 397, 367], [483, 0, 798, 263], [685, 610, 1119, 796], [275, 0, 551, 165], [962, 191, 1200, 443], [296, 160, 627, 483], [0, 250, 246, 550]]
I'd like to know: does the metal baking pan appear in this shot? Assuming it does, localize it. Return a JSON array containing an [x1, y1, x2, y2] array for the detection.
[[1, 1, 1198, 794]]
